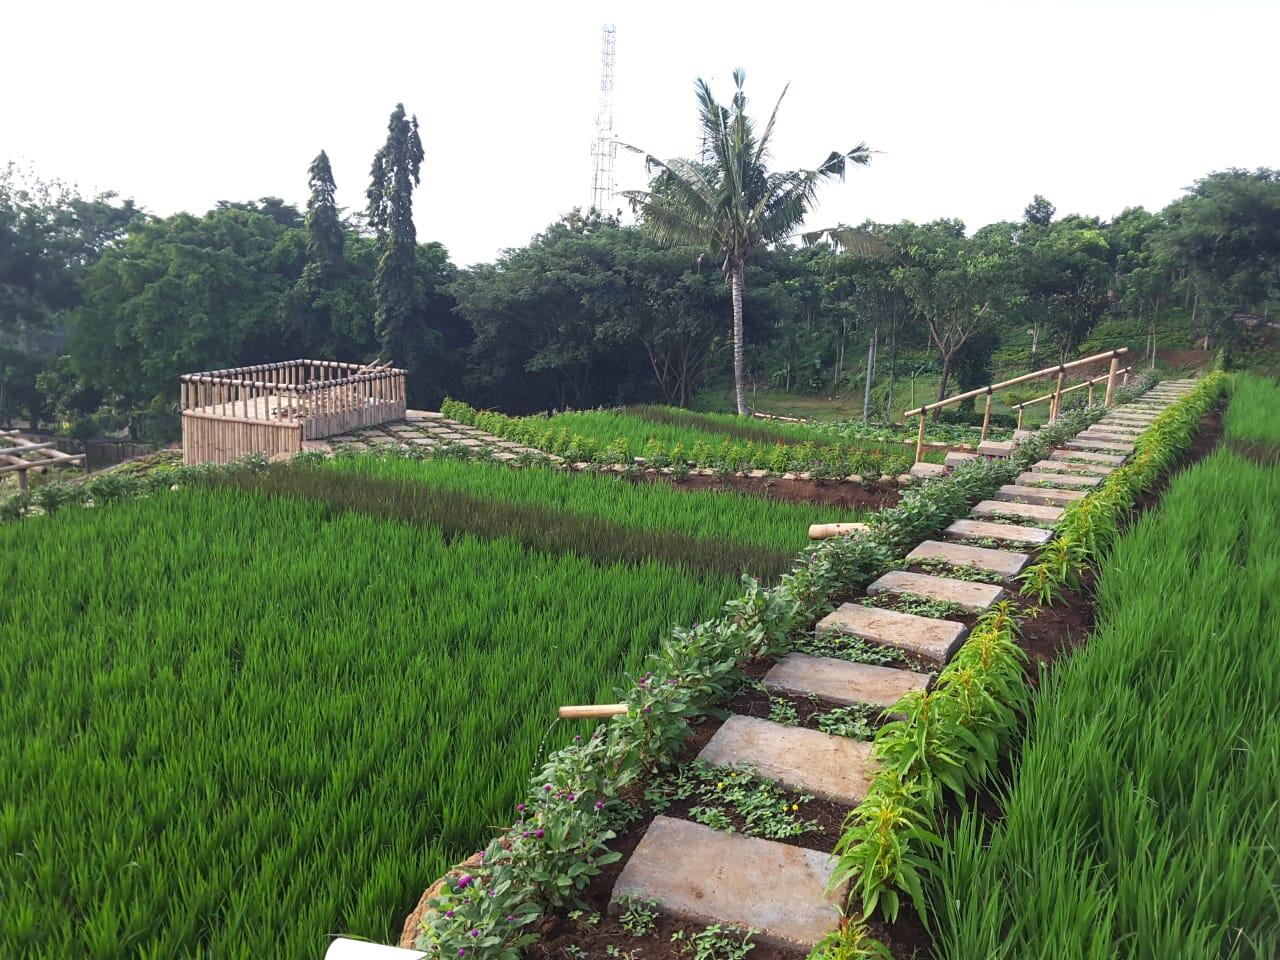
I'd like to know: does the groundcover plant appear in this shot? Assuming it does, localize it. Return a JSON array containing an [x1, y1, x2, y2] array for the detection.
[[0, 487, 742, 958], [929, 441, 1280, 952]]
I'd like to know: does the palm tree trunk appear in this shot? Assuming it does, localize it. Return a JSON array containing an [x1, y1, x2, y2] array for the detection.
[[730, 262, 748, 416]]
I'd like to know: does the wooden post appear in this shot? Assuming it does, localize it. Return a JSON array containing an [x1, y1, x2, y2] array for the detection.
[[17, 468, 28, 492], [1104, 355, 1120, 406], [1051, 368, 1065, 421], [1088, 379, 1095, 406], [1016, 405, 1024, 430], [915, 413, 927, 464], [980, 388, 994, 442]]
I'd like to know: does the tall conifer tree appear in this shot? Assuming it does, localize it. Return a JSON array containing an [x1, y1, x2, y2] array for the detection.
[[367, 104, 424, 362], [305, 150, 344, 273]]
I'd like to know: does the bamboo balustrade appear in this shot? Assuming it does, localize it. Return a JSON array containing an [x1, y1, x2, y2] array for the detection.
[[180, 359, 407, 464], [902, 348, 1131, 463], [1011, 366, 1133, 429], [0, 429, 86, 491]]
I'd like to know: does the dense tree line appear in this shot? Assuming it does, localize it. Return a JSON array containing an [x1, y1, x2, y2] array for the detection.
[[2, 138, 1277, 440]]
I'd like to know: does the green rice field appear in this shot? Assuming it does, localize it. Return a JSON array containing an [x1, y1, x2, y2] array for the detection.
[[0, 472, 788, 958], [319, 451, 860, 554]]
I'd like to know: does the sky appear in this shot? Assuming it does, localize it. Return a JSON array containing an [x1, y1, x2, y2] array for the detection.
[[2, 0, 1277, 267]]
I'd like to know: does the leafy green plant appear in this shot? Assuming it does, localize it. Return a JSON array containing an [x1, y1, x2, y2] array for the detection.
[[617, 898, 659, 936], [673, 924, 757, 960], [808, 918, 893, 960], [814, 704, 877, 740]]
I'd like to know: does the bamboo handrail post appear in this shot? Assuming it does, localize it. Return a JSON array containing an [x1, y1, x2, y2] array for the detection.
[[1016, 404, 1024, 431], [1051, 367, 1065, 422], [979, 388, 994, 442], [1104, 356, 1120, 406], [915, 413, 927, 464]]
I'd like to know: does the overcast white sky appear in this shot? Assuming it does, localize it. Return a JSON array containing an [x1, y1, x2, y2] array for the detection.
[[2, 0, 1276, 266]]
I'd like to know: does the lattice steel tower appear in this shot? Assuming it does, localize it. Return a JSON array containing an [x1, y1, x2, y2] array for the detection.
[[589, 24, 617, 213]]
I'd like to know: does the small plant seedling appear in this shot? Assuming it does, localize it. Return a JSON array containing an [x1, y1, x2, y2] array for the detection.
[[618, 897, 660, 936], [767, 697, 800, 726]]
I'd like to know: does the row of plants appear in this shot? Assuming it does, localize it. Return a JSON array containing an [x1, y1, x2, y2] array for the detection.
[[439, 399, 939, 478], [929, 428, 1276, 956], [0, 486, 747, 958], [1015, 372, 1227, 605], [213, 463, 797, 582], [1223, 371, 1280, 455], [317, 448, 865, 555], [410, 399, 1131, 958]]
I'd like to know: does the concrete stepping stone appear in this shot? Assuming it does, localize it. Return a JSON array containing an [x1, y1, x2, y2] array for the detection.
[[612, 816, 842, 949], [994, 483, 1086, 507], [1050, 449, 1125, 466], [816, 602, 966, 664], [971, 499, 1065, 523], [977, 440, 1016, 457], [697, 715, 876, 805], [909, 461, 947, 479], [1104, 415, 1155, 424], [763, 653, 931, 707], [1032, 458, 1112, 476], [1085, 425, 1142, 438], [1065, 438, 1134, 453], [906, 539, 1030, 578], [944, 517, 1054, 546], [866, 569, 1005, 613], [944, 451, 979, 469], [1016, 471, 1100, 488]]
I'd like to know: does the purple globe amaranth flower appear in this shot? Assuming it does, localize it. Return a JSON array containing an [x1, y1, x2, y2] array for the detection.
[[457, 874, 473, 889], [534, 828, 545, 838], [595, 801, 605, 810], [516, 803, 525, 812], [543, 784, 552, 792], [457, 950, 466, 957], [470, 929, 480, 937], [445, 910, 455, 919]]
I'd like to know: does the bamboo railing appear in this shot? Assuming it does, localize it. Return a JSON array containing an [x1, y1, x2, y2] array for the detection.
[[0, 430, 85, 490], [1010, 366, 1133, 429], [902, 348, 1130, 463]]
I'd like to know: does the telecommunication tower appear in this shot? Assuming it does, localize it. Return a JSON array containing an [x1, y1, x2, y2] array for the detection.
[[589, 24, 617, 213]]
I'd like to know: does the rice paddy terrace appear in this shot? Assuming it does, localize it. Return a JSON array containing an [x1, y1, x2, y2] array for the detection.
[[4, 375, 1274, 960]]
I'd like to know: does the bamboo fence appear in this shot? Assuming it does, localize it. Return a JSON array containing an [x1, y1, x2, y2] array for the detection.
[[180, 360, 407, 465]]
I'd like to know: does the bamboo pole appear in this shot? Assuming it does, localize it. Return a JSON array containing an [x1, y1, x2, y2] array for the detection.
[[558, 703, 629, 719], [1104, 355, 1120, 407], [979, 388, 994, 442], [1051, 368, 1065, 422], [915, 413, 927, 464], [808, 522, 872, 540]]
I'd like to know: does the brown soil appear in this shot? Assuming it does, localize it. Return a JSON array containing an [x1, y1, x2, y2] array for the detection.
[[642, 472, 902, 511]]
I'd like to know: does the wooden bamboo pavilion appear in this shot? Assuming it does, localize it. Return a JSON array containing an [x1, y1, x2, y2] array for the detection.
[[180, 360, 406, 464]]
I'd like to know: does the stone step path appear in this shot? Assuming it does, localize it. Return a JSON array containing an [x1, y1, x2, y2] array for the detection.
[[905, 539, 1031, 578], [612, 817, 842, 948], [1050, 449, 1126, 466], [994, 483, 1087, 507], [1064, 437, 1136, 453], [1015, 471, 1101, 488], [866, 569, 1005, 613], [971, 499, 1065, 523], [610, 383, 1193, 942], [697, 715, 877, 804], [1031, 458, 1113, 476], [816, 602, 967, 664], [764, 653, 932, 707], [943, 517, 1055, 545]]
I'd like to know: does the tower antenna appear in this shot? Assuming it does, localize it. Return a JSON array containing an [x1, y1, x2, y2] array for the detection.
[[589, 24, 617, 214]]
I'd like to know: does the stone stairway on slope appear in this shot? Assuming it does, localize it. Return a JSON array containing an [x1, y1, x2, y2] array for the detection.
[[607, 380, 1197, 948]]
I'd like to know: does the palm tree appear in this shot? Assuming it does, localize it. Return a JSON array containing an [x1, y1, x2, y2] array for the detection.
[[622, 69, 870, 415]]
